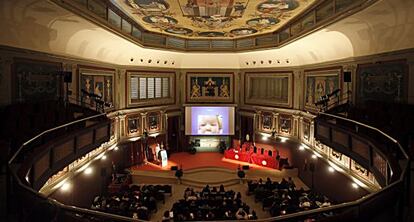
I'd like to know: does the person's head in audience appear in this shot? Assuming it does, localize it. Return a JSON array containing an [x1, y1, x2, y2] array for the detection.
[[250, 210, 257, 219], [220, 184, 225, 192]]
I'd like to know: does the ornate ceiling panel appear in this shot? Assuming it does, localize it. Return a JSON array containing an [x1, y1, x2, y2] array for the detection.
[[115, 0, 316, 39]]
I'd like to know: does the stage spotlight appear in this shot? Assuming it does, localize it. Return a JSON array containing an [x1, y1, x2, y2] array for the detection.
[[262, 135, 268, 141], [299, 145, 305, 151], [235, 154, 239, 160], [101, 155, 107, 160], [352, 183, 359, 189], [84, 167, 93, 175], [328, 166, 335, 173], [61, 181, 71, 192], [262, 160, 267, 166], [311, 154, 317, 159], [114, 146, 119, 151]]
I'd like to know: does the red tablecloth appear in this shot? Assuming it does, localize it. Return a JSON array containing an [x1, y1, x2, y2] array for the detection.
[[224, 148, 251, 162], [224, 144, 279, 169], [250, 153, 278, 169]]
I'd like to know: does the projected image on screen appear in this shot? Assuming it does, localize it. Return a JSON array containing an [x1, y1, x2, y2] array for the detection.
[[185, 106, 235, 135], [198, 115, 223, 134]]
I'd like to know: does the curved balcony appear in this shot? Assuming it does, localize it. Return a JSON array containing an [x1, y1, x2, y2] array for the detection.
[[7, 108, 409, 221]]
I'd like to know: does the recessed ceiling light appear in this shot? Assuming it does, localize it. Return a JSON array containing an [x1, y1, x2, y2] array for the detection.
[[61, 182, 71, 192]]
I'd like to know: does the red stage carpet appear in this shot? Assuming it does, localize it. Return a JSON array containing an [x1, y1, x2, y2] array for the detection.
[[131, 152, 279, 171]]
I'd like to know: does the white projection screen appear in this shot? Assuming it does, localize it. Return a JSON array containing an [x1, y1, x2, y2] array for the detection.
[[185, 106, 235, 135]]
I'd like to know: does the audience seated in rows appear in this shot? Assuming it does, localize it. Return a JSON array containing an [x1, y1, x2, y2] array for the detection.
[[247, 177, 332, 217], [91, 184, 171, 220], [169, 185, 257, 221]]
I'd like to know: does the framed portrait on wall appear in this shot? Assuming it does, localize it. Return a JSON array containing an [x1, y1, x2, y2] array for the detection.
[[186, 73, 234, 103], [304, 68, 341, 112], [245, 72, 293, 108], [279, 114, 292, 135], [127, 115, 140, 135], [79, 67, 115, 110], [148, 112, 161, 132], [260, 112, 273, 132]]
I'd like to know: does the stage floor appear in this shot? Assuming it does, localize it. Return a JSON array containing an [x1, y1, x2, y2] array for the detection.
[[131, 152, 282, 171]]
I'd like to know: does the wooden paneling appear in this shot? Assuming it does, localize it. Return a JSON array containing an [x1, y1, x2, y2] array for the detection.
[[34, 153, 49, 181], [53, 140, 75, 163], [95, 125, 108, 141], [316, 124, 330, 139], [352, 137, 370, 160], [77, 131, 93, 149], [332, 129, 349, 148]]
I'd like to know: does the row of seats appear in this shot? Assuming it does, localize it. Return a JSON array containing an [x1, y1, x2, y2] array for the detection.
[[168, 185, 257, 221], [91, 184, 172, 220], [248, 178, 332, 218]]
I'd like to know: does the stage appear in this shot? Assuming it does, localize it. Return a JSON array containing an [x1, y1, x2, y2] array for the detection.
[[130, 152, 301, 188], [132, 152, 282, 171]]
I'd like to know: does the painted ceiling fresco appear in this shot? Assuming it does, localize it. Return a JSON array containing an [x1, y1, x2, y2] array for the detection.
[[115, 0, 316, 39]]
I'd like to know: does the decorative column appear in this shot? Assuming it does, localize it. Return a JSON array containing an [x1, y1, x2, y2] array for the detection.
[[293, 115, 299, 138], [119, 113, 126, 140], [256, 110, 262, 133], [252, 112, 257, 143], [273, 112, 279, 135], [160, 110, 165, 132], [141, 112, 147, 131], [140, 112, 148, 162], [310, 120, 315, 146], [165, 113, 169, 149], [299, 116, 304, 142]]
